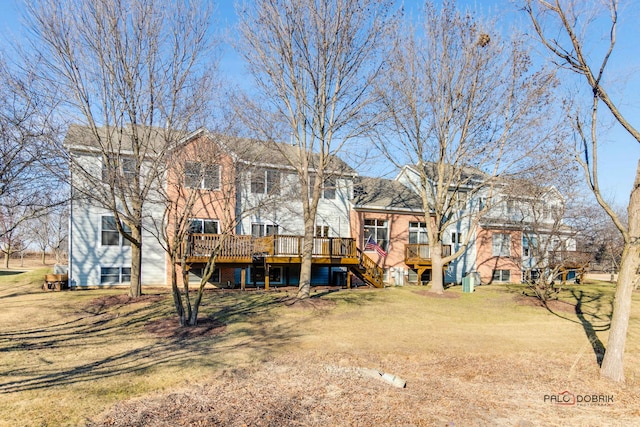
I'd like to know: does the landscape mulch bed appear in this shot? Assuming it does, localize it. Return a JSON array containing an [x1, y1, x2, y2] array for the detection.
[[513, 293, 579, 314], [144, 317, 227, 339], [86, 351, 634, 426]]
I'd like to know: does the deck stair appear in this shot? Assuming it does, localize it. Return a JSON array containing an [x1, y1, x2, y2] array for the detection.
[[350, 248, 384, 288]]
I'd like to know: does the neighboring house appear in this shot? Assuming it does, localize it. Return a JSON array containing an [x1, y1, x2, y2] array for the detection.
[[476, 184, 585, 284], [351, 176, 439, 285]]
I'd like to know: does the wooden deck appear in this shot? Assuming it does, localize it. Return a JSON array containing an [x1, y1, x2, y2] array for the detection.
[[181, 234, 384, 288], [183, 234, 360, 265], [404, 244, 452, 267]]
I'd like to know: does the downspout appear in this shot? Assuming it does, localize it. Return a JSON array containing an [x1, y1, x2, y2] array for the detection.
[[68, 156, 74, 287]]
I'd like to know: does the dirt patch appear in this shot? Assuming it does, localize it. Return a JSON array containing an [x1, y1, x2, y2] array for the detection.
[[413, 289, 461, 299], [513, 294, 578, 313], [84, 294, 166, 313], [282, 297, 337, 309], [144, 317, 226, 339]]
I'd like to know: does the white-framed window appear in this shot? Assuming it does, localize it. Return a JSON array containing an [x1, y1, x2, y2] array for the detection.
[[492, 269, 511, 282], [184, 161, 220, 190], [102, 157, 136, 183], [101, 215, 131, 246], [189, 219, 219, 234], [522, 235, 537, 258], [100, 266, 131, 284], [492, 233, 511, 257], [364, 218, 388, 251], [323, 176, 336, 199], [308, 174, 338, 199], [451, 232, 462, 244], [251, 223, 279, 237], [315, 225, 329, 237], [409, 222, 428, 244], [251, 169, 280, 195]]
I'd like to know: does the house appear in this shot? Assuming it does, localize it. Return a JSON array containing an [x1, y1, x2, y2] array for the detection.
[[350, 176, 446, 285], [65, 122, 584, 290], [65, 124, 171, 288], [354, 164, 586, 287], [65, 125, 383, 289]]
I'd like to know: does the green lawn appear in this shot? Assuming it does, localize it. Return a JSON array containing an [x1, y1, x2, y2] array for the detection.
[[1, 270, 638, 426]]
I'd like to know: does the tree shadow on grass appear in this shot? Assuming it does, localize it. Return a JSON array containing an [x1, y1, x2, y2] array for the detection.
[[0, 291, 298, 394], [511, 285, 611, 367]]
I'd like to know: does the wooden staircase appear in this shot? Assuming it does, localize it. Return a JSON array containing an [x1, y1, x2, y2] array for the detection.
[[350, 248, 384, 288]]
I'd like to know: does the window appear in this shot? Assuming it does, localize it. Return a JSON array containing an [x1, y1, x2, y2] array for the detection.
[[185, 162, 220, 190], [251, 223, 279, 237], [188, 267, 220, 284], [364, 219, 388, 251], [251, 169, 280, 195], [121, 158, 136, 180], [100, 267, 131, 284], [102, 157, 136, 183], [266, 170, 280, 194], [315, 225, 329, 237], [451, 232, 462, 244], [522, 235, 537, 257], [453, 191, 467, 209], [409, 222, 428, 244], [507, 199, 516, 215], [307, 174, 337, 199], [492, 269, 511, 282], [189, 219, 219, 234], [251, 169, 266, 194], [101, 216, 131, 246], [478, 197, 487, 211], [492, 233, 511, 257], [323, 176, 336, 199]]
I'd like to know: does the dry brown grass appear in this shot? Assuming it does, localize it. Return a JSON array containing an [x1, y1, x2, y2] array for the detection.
[[1, 271, 639, 426]]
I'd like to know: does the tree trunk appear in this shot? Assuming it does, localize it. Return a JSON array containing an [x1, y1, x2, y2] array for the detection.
[[171, 258, 186, 327], [41, 250, 46, 265], [429, 244, 445, 294], [129, 226, 143, 298], [600, 164, 640, 382], [297, 219, 315, 299], [4, 246, 9, 268]]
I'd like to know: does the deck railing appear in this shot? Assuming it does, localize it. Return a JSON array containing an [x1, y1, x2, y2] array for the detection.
[[548, 250, 592, 267], [184, 234, 358, 260], [405, 244, 452, 263]]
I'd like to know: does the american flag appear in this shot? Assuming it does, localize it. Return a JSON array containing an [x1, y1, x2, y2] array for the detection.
[[365, 235, 387, 257]]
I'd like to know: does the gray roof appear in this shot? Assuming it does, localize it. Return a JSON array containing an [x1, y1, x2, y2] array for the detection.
[[220, 135, 356, 175], [353, 177, 423, 212], [64, 124, 191, 154], [65, 125, 355, 174]]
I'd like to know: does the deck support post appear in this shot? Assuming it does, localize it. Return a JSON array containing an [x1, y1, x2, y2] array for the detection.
[[265, 265, 270, 290], [347, 271, 351, 289], [241, 268, 246, 291]]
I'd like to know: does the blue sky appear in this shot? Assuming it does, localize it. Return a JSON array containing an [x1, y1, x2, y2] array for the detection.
[[0, 0, 637, 208]]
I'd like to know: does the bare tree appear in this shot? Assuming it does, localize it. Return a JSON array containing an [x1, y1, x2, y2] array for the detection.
[[504, 181, 588, 302], [0, 59, 63, 245], [524, 0, 640, 383], [376, 1, 565, 293], [24, 0, 215, 297], [27, 204, 68, 265], [151, 132, 238, 326], [235, 0, 395, 299]]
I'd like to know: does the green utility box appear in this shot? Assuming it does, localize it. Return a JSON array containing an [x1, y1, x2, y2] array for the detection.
[[462, 272, 479, 293]]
